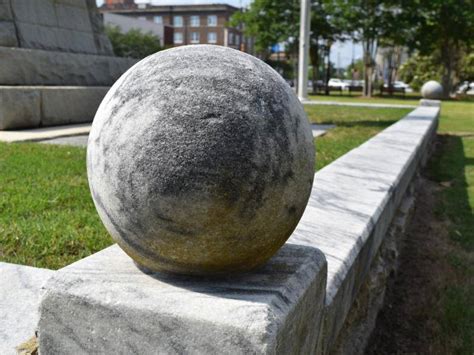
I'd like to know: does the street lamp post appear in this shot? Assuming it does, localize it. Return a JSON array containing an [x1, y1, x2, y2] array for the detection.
[[297, 0, 311, 101]]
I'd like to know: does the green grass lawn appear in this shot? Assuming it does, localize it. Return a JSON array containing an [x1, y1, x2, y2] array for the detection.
[[0, 144, 111, 269], [0, 105, 412, 269], [306, 105, 412, 170], [426, 101, 473, 353]]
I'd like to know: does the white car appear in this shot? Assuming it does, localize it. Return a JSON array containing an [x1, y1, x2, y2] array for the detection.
[[328, 78, 349, 90], [457, 82, 474, 95], [384, 81, 413, 92]]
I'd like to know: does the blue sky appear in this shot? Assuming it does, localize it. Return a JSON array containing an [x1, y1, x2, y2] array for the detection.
[[96, 0, 362, 67]]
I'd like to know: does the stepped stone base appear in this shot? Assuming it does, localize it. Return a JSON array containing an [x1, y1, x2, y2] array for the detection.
[[0, 86, 109, 130], [0, 47, 136, 86]]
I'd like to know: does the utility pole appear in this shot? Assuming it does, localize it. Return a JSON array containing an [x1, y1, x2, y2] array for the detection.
[[297, 0, 311, 100]]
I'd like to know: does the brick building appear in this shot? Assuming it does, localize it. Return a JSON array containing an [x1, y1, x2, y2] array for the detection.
[[100, 1, 253, 53]]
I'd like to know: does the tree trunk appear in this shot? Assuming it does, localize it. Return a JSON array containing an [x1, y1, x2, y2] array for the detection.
[[325, 44, 331, 95], [365, 65, 373, 98], [310, 43, 319, 94]]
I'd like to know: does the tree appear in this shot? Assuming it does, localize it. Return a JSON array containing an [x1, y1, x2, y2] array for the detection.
[[231, 0, 345, 93], [398, 53, 442, 91], [399, 0, 474, 96], [333, 0, 401, 97], [230, 0, 298, 59], [105, 25, 163, 59], [310, 1, 348, 94]]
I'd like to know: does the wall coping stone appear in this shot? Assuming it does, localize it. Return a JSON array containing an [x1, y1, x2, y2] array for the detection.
[[38, 104, 440, 353]]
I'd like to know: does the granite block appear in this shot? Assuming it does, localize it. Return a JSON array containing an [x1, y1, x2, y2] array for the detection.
[[16, 22, 60, 51], [40, 86, 109, 126], [0, 20, 17, 46], [0, 47, 137, 86], [0, 87, 41, 129], [0, 262, 54, 355], [39, 244, 327, 354], [56, 5, 92, 32], [11, 0, 57, 27], [0, 86, 109, 130], [0, 1, 13, 21]]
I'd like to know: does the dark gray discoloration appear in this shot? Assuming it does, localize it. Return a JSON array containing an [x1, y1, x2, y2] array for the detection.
[[87, 45, 315, 275]]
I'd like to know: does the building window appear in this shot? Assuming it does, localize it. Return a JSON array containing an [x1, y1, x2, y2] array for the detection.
[[190, 32, 200, 44], [174, 32, 183, 44], [138, 4, 146, 9], [174, 16, 183, 27], [190, 15, 200, 27], [207, 15, 217, 27], [137, 16, 146, 21], [207, 32, 217, 44], [154, 16, 162, 24], [236, 35, 240, 45], [229, 33, 234, 45]]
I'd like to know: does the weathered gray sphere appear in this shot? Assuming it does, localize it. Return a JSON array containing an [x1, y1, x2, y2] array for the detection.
[[87, 45, 315, 275], [421, 80, 444, 99]]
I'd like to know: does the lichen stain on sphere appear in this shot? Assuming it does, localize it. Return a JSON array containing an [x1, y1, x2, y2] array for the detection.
[[87, 45, 315, 275]]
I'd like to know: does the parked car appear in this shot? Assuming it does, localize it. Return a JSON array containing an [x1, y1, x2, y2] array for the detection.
[[457, 81, 474, 95], [328, 78, 349, 90], [383, 81, 413, 93]]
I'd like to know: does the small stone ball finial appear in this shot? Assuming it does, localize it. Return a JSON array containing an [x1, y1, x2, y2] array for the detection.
[[421, 80, 444, 99], [87, 45, 315, 275]]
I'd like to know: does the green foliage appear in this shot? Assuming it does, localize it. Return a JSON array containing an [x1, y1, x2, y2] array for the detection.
[[398, 0, 474, 94], [344, 58, 364, 80], [105, 25, 162, 59], [230, 0, 298, 56], [459, 52, 474, 82], [399, 53, 443, 91]]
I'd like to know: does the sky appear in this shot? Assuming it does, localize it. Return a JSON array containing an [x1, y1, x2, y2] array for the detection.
[[96, 0, 362, 67]]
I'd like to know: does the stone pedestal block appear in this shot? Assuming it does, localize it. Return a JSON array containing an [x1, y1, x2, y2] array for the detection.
[[0, 88, 41, 130], [0, 86, 109, 130], [39, 244, 327, 354], [0, 47, 137, 86]]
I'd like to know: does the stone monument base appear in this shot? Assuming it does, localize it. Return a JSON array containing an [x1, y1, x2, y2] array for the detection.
[[0, 86, 109, 130], [0, 47, 136, 87], [39, 244, 327, 354]]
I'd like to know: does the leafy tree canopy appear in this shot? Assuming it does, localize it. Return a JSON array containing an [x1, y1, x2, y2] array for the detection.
[[105, 25, 163, 59]]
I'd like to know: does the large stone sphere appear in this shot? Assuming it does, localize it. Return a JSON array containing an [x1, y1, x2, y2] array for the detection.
[[421, 80, 444, 99], [87, 45, 315, 275]]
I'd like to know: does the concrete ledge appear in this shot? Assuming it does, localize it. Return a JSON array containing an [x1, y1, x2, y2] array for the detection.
[[0, 123, 91, 142], [0, 86, 109, 130], [38, 104, 439, 353], [289, 105, 439, 351], [0, 263, 54, 355], [39, 244, 327, 354], [0, 47, 136, 86]]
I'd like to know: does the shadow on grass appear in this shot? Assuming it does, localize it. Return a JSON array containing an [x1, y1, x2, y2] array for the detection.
[[428, 134, 473, 250], [317, 119, 398, 128], [427, 134, 473, 353]]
